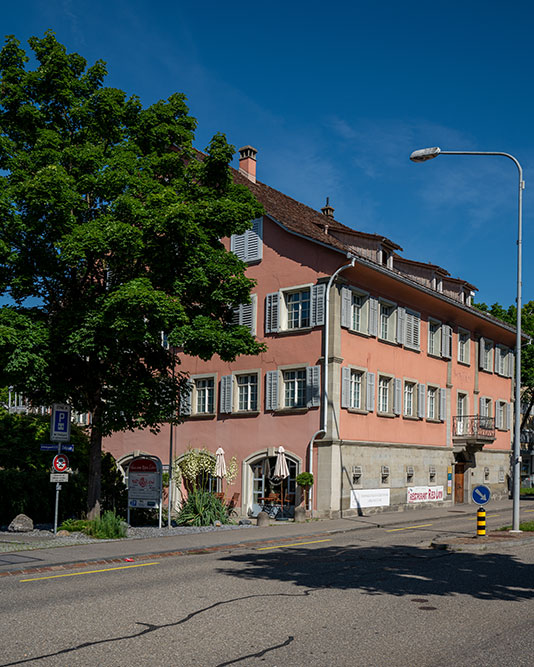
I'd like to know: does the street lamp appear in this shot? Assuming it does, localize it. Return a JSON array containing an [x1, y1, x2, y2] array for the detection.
[[410, 146, 524, 532]]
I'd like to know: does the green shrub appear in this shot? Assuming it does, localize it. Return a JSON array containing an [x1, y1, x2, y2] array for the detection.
[[296, 472, 314, 488], [84, 511, 127, 539], [177, 489, 230, 527], [59, 518, 90, 533], [520, 487, 534, 495]]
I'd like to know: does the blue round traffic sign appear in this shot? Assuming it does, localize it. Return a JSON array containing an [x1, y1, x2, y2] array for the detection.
[[472, 484, 491, 505]]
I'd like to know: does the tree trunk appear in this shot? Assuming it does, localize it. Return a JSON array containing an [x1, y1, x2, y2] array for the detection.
[[87, 403, 104, 519]]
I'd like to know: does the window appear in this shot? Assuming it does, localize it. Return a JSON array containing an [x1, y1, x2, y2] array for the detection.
[[427, 386, 446, 421], [341, 367, 375, 412], [427, 386, 438, 420], [265, 366, 321, 411], [265, 284, 325, 333], [495, 345, 512, 377], [479, 396, 492, 418], [286, 290, 310, 329], [479, 337, 494, 372], [378, 300, 396, 343], [341, 287, 369, 334], [230, 218, 263, 263], [458, 329, 470, 364], [404, 309, 421, 350], [378, 376, 392, 414], [196, 378, 214, 414], [232, 295, 257, 335], [495, 400, 510, 430], [404, 381, 416, 417], [237, 374, 258, 412], [428, 319, 441, 356]]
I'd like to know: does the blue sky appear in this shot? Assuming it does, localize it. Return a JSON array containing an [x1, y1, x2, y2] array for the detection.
[[3, 0, 534, 306]]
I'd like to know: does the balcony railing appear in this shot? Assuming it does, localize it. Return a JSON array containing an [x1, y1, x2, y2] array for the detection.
[[453, 415, 495, 440]]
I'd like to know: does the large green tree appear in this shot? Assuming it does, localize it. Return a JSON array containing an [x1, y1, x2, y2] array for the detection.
[[475, 301, 534, 430], [0, 32, 264, 517]]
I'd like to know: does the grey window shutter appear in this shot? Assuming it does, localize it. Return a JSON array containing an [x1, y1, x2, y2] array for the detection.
[[180, 381, 192, 417], [393, 378, 402, 415], [405, 310, 420, 349], [265, 370, 279, 411], [509, 350, 514, 378], [506, 403, 511, 430], [366, 372, 375, 412], [306, 365, 321, 407], [230, 232, 246, 261], [341, 287, 351, 329], [241, 299, 255, 335], [396, 307, 406, 345], [265, 293, 280, 334], [439, 388, 447, 421], [495, 346, 502, 374], [220, 375, 233, 414], [479, 337, 486, 369], [311, 284, 325, 327], [417, 384, 426, 419], [479, 396, 484, 416], [442, 325, 452, 359], [341, 367, 351, 408], [368, 297, 378, 337], [245, 218, 263, 262]]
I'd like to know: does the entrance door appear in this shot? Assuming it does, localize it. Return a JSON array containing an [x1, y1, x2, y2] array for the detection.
[[454, 463, 465, 503]]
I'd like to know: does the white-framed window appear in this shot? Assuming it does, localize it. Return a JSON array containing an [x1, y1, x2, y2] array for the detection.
[[427, 386, 445, 421], [378, 300, 397, 343], [196, 377, 215, 414], [404, 381, 416, 417], [265, 284, 325, 333], [237, 374, 258, 411], [377, 375, 398, 414], [495, 400, 511, 430], [232, 295, 257, 336], [341, 367, 376, 412], [265, 366, 321, 411], [458, 328, 471, 365], [495, 345, 512, 377], [428, 318, 441, 356], [341, 287, 369, 334], [479, 337, 494, 372], [230, 217, 263, 263]]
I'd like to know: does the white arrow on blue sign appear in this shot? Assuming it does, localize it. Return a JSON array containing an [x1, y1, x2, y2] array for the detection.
[[471, 485, 491, 505]]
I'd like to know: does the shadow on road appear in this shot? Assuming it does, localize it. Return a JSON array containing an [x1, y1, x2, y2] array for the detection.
[[216, 543, 534, 601]]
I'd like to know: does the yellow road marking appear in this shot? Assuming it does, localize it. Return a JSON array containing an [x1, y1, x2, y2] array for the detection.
[[525, 509, 534, 513], [20, 562, 159, 582], [257, 539, 332, 551], [386, 523, 433, 532]]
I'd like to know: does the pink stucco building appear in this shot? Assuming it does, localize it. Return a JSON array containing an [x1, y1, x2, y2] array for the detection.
[[106, 146, 516, 518]]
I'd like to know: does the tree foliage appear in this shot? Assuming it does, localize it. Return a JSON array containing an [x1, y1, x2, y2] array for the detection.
[[475, 300, 534, 428], [0, 32, 264, 516]]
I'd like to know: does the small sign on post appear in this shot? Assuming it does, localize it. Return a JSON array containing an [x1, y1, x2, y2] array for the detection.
[[471, 484, 491, 505]]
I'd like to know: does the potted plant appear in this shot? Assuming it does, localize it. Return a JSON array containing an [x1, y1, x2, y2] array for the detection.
[[296, 472, 314, 509]]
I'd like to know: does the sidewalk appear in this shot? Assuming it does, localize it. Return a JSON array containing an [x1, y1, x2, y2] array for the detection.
[[0, 498, 522, 577]]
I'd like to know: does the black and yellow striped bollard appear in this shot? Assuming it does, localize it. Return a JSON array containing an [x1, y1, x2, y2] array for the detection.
[[477, 506, 487, 537]]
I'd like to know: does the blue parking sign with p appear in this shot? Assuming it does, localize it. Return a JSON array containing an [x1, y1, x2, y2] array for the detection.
[[51, 404, 71, 442]]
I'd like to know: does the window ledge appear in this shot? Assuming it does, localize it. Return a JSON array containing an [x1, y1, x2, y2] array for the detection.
[[427, 352, 442, 360], [275, 327, 314, 337], [188, 413, 216, 420], [274, 407, 309, 415], [378, 338, 399, 347], [345, 328, 370, 339], [347, 407, 369, 415], [457, 360, 471, 367], [228, 410, 260, 418], [402, 415, 420, 421], [377, 411, 396, 419], [480, 368, 494, 374], [403, 345, 421, 353], [426, 418, 443, 424]]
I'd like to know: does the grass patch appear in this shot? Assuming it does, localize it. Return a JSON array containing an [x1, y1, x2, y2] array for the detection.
[[499, 521, 534, 532], [59, 511, 127, 539], [520, 487, 534, 495]]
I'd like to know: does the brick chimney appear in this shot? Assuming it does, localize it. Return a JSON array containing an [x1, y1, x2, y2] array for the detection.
[[321, 197, 335, 218], [238, 145, 257, 183]]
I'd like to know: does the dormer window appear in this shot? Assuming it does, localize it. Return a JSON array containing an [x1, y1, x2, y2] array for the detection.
[[380, 248, 393, 269]]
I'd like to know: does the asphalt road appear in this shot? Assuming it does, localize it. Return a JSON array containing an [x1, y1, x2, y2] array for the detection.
[[1, 509, 533, 667]]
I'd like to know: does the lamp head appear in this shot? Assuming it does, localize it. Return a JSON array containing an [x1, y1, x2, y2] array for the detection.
[[410, 147, 441, 162]]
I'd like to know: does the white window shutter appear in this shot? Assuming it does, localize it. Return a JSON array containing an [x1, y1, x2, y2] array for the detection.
[[265, 293, 280, 334], [441, 324, 452, 359], [366, 372, 375, 412], [396, 307, 406, 345], [479, 337, 486, 369], [306, 365, 321, 407], [180, 381, 192, 417], [341, 287, 351, 329], [439, 388, 447, 421], [220, 375, 233, 413], [418, 384, 426, 419], [393, 378, 402, 415], [509, 350, 514, 378], [479, 396, 484, 416], [230, 233, 246, 261], [245, 218, 263, 262], [495, 346, 502, 374], [311, 284, 325, 327], [341, 367, 351, 408], [239, 295, 257, 335], [405, 310, 421, 349], [265, 370, 279, 411], [368, 297, 378, 337]]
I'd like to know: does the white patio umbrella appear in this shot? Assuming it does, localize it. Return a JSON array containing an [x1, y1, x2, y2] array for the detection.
[[274, 446, 290, 514], [215, 447, 226, 493]]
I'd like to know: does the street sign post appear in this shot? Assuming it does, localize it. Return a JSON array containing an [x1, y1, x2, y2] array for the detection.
[[52, 454, 69, 473], [50, 404, 71, 442], [472, 484, 491, 505], [127, 456, 163, 528], [41, 443, 74, 452], [50, 450, 70, 535]]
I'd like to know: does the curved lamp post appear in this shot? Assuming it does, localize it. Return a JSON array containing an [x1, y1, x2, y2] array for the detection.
[[410, 147, 524, 533]]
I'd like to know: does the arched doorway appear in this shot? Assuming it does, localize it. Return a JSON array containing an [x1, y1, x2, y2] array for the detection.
[[244, 449, 301, 518]]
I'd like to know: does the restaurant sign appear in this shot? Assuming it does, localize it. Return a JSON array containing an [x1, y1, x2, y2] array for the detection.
[[128, 457, 162, 508], [407, 486, 444, 503]]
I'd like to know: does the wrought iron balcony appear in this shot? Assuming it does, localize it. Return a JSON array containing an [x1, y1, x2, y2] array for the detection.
[[453, 415, 495, 441]]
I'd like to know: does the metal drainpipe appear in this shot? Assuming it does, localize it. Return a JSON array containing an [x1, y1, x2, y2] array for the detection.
[[309, 255, 355, 515]]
